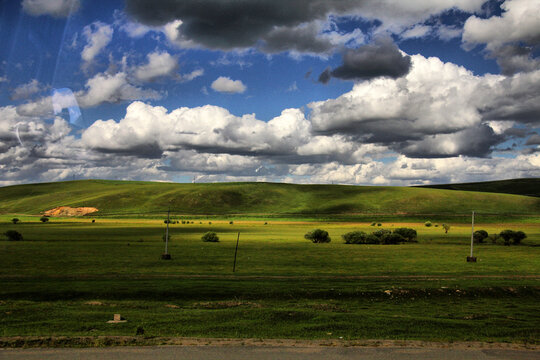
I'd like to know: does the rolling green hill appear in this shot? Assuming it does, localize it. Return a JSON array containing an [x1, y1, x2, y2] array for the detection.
[[0, 179, 539, 216], [418, 178, 540, 197]]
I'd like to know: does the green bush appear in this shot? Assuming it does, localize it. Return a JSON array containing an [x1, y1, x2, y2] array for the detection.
[[370, 222, 376, 226], [377, 223, 382, 226], [11, 218, 20, 224], [201, 232, 219, 242], [380, 232, 405, 245], [424, 221, 432, 227], [513, 231, 527, 245], [40, 216, 49, 223], [365, 234, 380, 244], [342, 231, 367, 244], [4, 230, 23, 241], [305, 229, 331, 243], [489, 234, 499, 244], [372, 229, 391, 238], [473, 230, 489, 243], [229, 221, 234, 225], [393, 228, 417, 242]]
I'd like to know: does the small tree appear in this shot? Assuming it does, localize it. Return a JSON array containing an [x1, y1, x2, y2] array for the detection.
[[11, 218, 20, 224], [4, 230, 23, 241], [473, 230, 489, 243], [40, 216, 49, 223], [305, 229, 331, 243], [229, 221, 234, 225], [201, 232, 219, 242], [372, 229, 391, 238], [424, 221, 432, 227], [393, 228, 417, 242], [442, 224, 450, 234]]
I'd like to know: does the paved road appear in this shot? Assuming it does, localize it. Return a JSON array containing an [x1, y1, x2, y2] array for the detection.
[[1, 346, 539, 360]]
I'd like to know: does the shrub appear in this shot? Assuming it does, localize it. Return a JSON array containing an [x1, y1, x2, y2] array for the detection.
[[442, 224, 450, 234], [473, 230, 489, 243], [424, 221, 432, 227], [393, 228, 417, 242], [488, 234, 499, 244], [499, 230, 515, 246], [208, 221, 212, 225], [4, 230, 23, 241], [164, 219, 171, 224], [372, 229, 391, 238], [365, 234, 381, 244], [380, 232, 405, 245], [229, 221, 234, 225], [11, 218, 20, 224], [342, 231, 367, 244], [513, 231, 527, 245], [377, 223, 382, 226], [305, 229, 331, 243], [181, 220, 186, 224], [370, 222, 376, 226], [91, 219, 95, 223], [202, 232, 219, 242], [40, 216, 49, 223]]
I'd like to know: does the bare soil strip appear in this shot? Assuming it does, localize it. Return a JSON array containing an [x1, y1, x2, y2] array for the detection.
[[0, 274, 539, 280], [1, 336, 538, 350]]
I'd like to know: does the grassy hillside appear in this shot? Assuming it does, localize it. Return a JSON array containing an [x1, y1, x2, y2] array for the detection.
[[0, 180, 539, 216], [419, 178, 540, 197]]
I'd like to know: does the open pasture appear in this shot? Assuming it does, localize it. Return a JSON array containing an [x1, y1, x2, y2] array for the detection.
[[1, 216, 539, 343]]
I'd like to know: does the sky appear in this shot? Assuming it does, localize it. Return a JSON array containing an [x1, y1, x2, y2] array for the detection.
[[0, 0, 539, 186]]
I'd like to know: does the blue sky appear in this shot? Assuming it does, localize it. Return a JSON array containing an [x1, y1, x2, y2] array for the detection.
[[0, 0, 539, 186]]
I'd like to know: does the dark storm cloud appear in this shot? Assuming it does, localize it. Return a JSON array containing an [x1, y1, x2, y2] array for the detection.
[[318, 37, 411, 83], [125, 0, 358, 50], [318, 68, 331, 84], [525, 133, 540, 145], [261, 24, 334, 54], [491, 44, 540, 76], [397, 125, 501, 158]]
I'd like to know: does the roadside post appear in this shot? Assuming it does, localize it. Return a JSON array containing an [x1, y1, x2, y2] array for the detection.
[[467, 211, 477, 262]]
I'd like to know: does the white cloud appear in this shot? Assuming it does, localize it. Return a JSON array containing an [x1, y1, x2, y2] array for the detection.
[[463, 0, 540, 50], [134, 51, 178, 82], [181, 69, 204, 82], [400, 25, 431, 39], [81, 21, 114, 63], [77, 72, 162, 108], [21, 0, 79, 18], [11, 79, 45, 100], [211, 76, 246, 94]]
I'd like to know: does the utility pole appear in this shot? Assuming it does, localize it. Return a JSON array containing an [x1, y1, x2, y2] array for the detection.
[[162, 206, 171, 260], [467, 211, 477, 262], [232, 232, 240, 272]]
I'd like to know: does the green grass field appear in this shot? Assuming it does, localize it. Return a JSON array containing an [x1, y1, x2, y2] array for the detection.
[[1, 179, 539, 217], [1, 216, 539, 344]]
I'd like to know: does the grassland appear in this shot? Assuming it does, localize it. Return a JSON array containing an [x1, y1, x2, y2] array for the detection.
[[0, 180, 539, 218], [1, 216, 539, 344], [420, 178, 540, 197]]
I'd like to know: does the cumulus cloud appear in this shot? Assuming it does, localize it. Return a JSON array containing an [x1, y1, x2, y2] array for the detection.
[[319, 36, 411, 83], [77, 72, 162, 108], [134, 51, 178, 82], [211, 77, 246, 94], [11, 79, 46, 100], [462, 0, 540, 74], [310, 54, 540, 157], [81, 21, 114, 63], [21, 0, 79, 18]]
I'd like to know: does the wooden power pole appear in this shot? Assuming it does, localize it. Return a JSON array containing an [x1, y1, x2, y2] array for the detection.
[[467, 211, 477, 262], [161, 206, 171, 260]]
